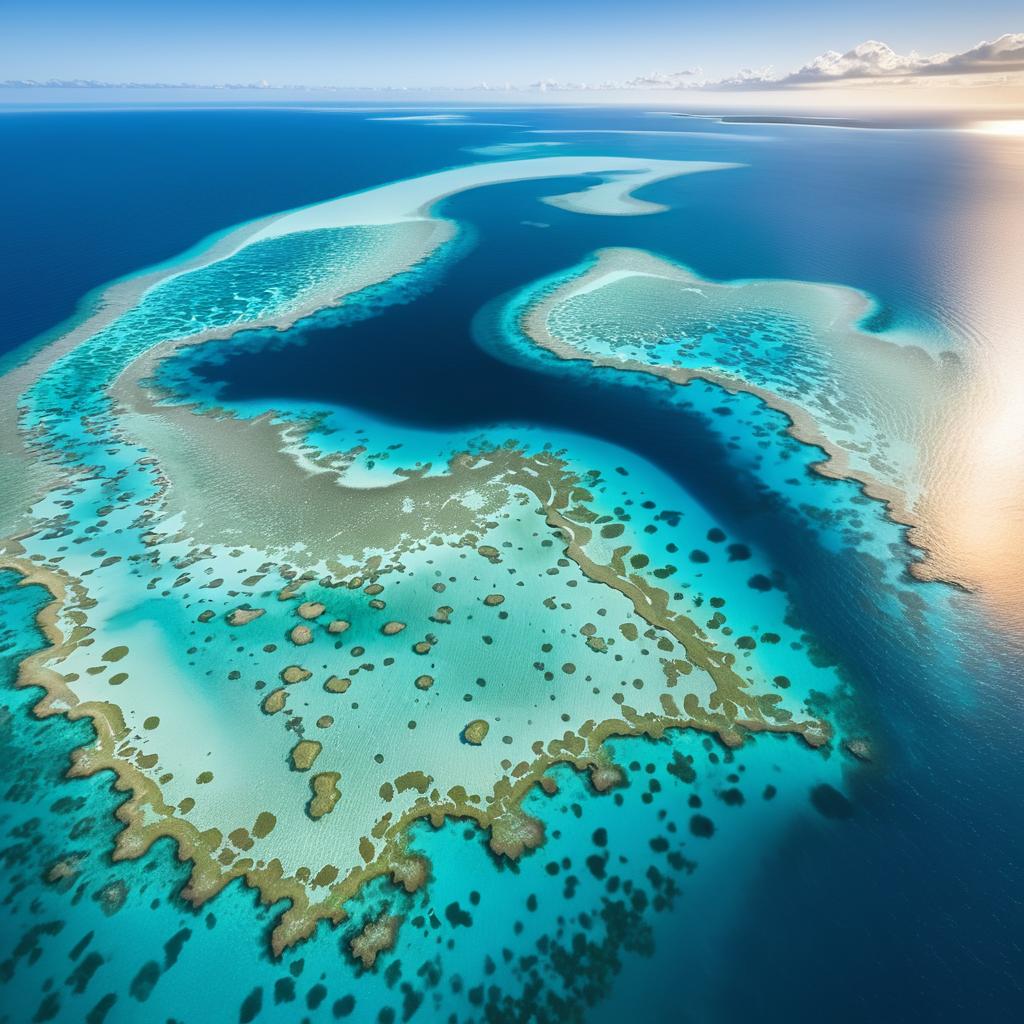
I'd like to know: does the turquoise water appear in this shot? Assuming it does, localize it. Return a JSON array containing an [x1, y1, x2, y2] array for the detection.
[[0, 106, 1021, 1024]]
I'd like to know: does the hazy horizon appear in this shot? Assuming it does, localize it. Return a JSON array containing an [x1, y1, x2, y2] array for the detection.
[[4, 1, 1023, 112]]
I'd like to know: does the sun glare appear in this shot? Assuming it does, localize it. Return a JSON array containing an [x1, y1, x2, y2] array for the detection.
[[971, 118, 1024, 135]]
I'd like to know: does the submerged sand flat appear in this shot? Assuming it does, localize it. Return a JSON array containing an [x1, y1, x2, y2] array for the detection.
[[0, 156, 854, 958], [244, 155, 737, 238]]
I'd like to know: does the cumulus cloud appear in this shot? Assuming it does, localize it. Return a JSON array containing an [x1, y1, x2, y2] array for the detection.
[[619, 69, 703, 89], [917, 32, 1024, 76], [768, 40, 945, 85], [753, 33, 1024, 87], [526, 68, 703, 92]]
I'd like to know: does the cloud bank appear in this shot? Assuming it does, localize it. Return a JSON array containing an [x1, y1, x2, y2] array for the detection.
[[528, 32, 1024, 93], [727, 33, 1024, 89]]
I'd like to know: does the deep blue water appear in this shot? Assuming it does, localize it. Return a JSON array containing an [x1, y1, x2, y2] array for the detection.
[[0, 105, 975, 357], [1, 106, 1021, 1023]]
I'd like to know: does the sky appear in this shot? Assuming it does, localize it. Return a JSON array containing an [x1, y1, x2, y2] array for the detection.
[[2, 0, 1023, 108]]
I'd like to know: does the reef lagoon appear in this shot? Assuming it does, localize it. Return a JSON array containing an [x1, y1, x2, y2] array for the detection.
[[0, 105, 1021, 1023]]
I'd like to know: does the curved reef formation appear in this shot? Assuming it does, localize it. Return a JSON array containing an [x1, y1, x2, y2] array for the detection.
[[505, 247, 1019, 614], [0, 157, 852, 959]]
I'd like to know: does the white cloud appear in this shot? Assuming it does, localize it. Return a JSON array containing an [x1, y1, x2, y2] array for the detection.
[[619, 69, 703, 89], [525, 70, 703, 92], [771, 40, 944, 85], [756, 33, 1024, 87], [921, 32, 1024, 76]]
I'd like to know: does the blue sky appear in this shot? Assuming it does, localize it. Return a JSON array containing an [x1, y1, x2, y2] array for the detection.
[[2, 0, 1022, 88]]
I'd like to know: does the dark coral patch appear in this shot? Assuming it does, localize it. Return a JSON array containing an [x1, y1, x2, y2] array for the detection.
[[810, 783, 854, 819], [689, 814, 715, 838]]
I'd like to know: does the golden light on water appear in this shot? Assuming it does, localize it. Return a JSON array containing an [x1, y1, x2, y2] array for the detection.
[[915, 131, 1024, 630], [970, 119, 1024, 136]]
